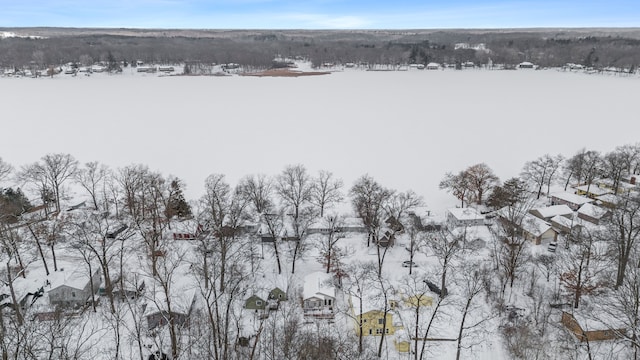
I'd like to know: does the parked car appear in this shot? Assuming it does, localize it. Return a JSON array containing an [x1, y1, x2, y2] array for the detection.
[[423, 280, 448, 296], [402, 260, 418, 268]]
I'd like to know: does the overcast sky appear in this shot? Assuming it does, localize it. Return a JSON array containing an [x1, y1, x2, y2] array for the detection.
[[1, 0, 637, 29]]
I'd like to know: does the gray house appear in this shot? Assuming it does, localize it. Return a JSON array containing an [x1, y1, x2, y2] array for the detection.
[[48, 267, 101, 308]]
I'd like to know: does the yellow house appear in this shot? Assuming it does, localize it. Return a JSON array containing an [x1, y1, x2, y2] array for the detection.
[[403, 294, 433, 308], [356, 310, 395, 336]]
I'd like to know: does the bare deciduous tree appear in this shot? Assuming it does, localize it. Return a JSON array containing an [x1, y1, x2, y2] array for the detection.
[[74, 161, 111, 210], [350, 174, 393, 247], [310, 170, 344, 218]]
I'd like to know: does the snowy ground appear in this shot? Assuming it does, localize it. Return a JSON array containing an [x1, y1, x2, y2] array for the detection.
[[1, 66, 639, 215]]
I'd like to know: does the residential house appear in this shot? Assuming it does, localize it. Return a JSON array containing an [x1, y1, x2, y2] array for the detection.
[[550, 192, 594, 211], [446, 207, 485, 228], [595, 194, 620, 208], [403, 294, 434, 308], [268, 287, 287, 302], [521, 214, 558, 245], [426, 62, 440, 70], [377, 230, 396, 248], [577, 203, 611, 225], [595, 178, 638, 195], [302, 272, 336, 319], [267, 287, 287, 310], [385, 216, 404, 233], [244, 295, 266, 311], [48, 266, 101, 308], [143, 267, 197, 330], [561, 311, 626, 342], [356, 309, 396, 336], [518, 61, 535, 69], [550, 215, 583, 235], [529, 205, 573, 222], [573, 184, 611, 199]]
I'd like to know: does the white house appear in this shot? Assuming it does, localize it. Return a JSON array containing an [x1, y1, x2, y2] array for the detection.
[[529, 205, 573, 221], [550, 192, 594, 211], [426, 62, 440, 70], [521, 214, 558, 245], [302, 272, 336, 319], [577, 203, 611, 225], [446, 208, 485, 228]]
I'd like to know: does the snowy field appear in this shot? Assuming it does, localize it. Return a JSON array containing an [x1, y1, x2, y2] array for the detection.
[[1, 68, 639, 213]]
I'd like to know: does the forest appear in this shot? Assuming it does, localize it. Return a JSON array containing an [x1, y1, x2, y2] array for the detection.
[[1, 27, 640, 71]]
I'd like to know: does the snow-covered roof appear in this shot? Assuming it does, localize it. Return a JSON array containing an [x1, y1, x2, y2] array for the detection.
[[530, 204, 573, 219], [573, 184, 611, 197], [550, 214, 582, 229], [578, 203, 609, 219], [447, 207, 484, 221], [551, 192, 594, 205], [143, 265, 197, 316], [303, 271, 335, 300], [595, 193, 620, 205], [409, 206, 432, 219], [48, 262, 97, 291], [342, 217, 364, 227], [521, 214, 553, 237]]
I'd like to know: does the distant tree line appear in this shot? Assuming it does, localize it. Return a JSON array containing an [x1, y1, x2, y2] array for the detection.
[[1, 28, 640, 70]]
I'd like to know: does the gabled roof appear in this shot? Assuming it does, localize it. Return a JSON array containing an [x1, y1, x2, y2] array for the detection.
[[578, 203, 609, 219], [573, 184, 611, 197], [550, 214, 583, 229], [551, 192, 594, 205], [530, 205, 573, 219], [303, 272, 335, 300], [521, 214, 554, 237], [48, 262, 98, 292]]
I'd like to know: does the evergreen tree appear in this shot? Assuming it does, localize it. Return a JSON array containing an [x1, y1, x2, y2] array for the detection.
[[0, 187, 32, 223], [165, 179, 192, 219]]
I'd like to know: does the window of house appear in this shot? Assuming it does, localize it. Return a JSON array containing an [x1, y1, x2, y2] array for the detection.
[[256, 301, 262, 306], [72, 292, 76, 297], [376, 329, 383, 334], [386, 328, 389, 334], [362, 319, 367, 323], [369, 329, 372, 335], [378, 318, 384, 324]]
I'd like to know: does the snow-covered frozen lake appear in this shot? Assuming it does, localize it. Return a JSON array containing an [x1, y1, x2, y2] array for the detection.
[[1, 69, 638, 214]]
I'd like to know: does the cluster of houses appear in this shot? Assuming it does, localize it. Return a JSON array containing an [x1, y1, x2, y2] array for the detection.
[[3, 176, 635, 352], [444, 176, 638, 343]]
